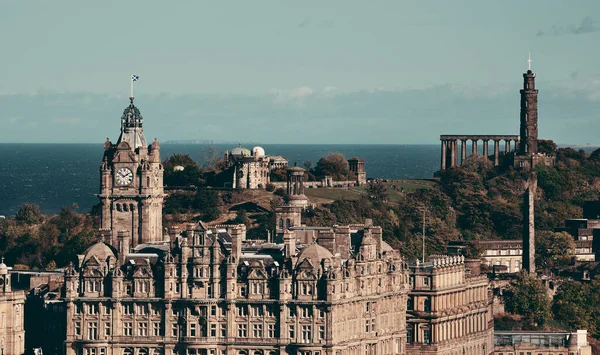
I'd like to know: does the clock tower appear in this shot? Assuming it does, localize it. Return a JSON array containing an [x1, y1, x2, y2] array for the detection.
[[98, 97, 165, 247]]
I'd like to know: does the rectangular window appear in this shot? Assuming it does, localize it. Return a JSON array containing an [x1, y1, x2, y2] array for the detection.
[[407, 328, 413, 343], [237, 305, 247, 317], [252, 306, 263, 317], [252, 324, 263, 338], [123, 303, 133, 315], [104, 322, 111, 336], [87, 322, 98, 340], [301, 307, 311, 318], [423, 329, 430, 344], [153, 322, 161, 336], [301, 325, 312, 343], [172, 324, 178, 337], [221, 324, 227, 337], [365, 320, 370, 333], [267, 323, 276, 338], [211, 305, 217, 316], [237, 324, 247, 337], [190, 323, 197, 337], [210, 323, 217, 337], [423, 277, 429, 286], [75, 322, 81, 337], [319, 325, 325, 340], [123, 322, 132, 336], [138, 304, 147, 315], [289, 325, 295, 339], [138, 322, 148, 336]]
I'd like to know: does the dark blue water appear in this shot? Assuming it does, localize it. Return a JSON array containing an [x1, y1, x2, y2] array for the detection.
[[0, 144, 439, 215]]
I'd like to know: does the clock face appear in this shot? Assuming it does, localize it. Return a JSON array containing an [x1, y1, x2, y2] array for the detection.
[[116, 167, 133, 186]]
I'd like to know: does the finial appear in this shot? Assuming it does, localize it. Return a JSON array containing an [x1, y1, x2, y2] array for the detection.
[[1, 257, 4, 264], [129, 97, 134, 104], [527, 52, 532, 71]]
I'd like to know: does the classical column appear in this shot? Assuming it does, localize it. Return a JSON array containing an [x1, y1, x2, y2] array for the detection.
[[494, 140, 499, 166], [505, 140, 510, 153], [483, 140, 489, 158], [450, 140, 456, 167], [454, 140, 459, 167], [472, 139, 478, 155], [461, 140, 467, 164], [441, 140, 447, 170]]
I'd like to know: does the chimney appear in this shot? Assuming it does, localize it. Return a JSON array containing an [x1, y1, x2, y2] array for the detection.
[[284, 229, 296, 259], [230, 226, 243, 262], [117, 230, 130, 264]]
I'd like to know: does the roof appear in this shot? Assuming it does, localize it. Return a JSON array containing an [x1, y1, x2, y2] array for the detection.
[[83, 242, 117, 264], [230, 146, 251, 157], [296, 243, 333, 266]]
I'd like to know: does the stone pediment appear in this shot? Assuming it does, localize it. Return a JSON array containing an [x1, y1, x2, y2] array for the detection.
[[83, 267, 104, 278], [133, 266, 153, 278], [248, 268, 267, 280]]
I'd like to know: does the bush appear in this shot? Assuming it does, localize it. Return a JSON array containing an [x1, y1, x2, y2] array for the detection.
[[265, 183, 276, 192], [273, 188, 286, 197]]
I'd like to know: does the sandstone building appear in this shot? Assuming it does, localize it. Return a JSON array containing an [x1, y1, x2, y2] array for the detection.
[[0, 262, 26, 355], [222, 146, 273, 189], [98, 98, 165, 246], [406, 256, 493, 355]]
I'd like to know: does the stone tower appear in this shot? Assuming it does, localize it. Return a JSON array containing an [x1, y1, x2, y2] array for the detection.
[[285, 166, 308, 208], [518, 68, 538, 156], [348, 157, 367, 186], [522, 173, 537, 275], [97, 98, 165, 247]]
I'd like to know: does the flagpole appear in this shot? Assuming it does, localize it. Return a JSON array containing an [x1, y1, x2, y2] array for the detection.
[[130, 73, 134, 99]]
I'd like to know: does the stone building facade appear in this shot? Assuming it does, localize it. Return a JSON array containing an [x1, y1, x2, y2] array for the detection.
[[493, 330, 591, 355], [0, 263, 26, 355], [223, 146, 271, 189], [98, 98, 165, 247], [406, 256, 494, 355], [62, 219, 408, 355]]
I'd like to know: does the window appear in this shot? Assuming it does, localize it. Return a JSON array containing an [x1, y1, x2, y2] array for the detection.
[[301, 307, 311, 318], [319, 325, 325, 340], [252, 324, 263, 338], [153, 322, 161, 336], [105, 322, 111, 336], [75, 322, 81, 337], [365, 320, 370, 333], [237, 324, 247, 337], [138, 304, 147, 315], [211, 305, 217, 316], [171, 324, 178, 337], [267, 324, 276, 338], [423, 277, 429, 286], [210, 323, 216, 337], [123, 303, 133, 315], [221, 324, 227, 337], [252, 306, 263, 317], [237, 305, 247, 317], [423, 329, 430, 344], [318, 309, 325, 318], [407, 328, 414, 343], [190, 323, 197, 337], [301, 325, 312, 343], [89, 304, 99, 315], [88, 322, 98, 340], [123, 322, 133, 336], [289, 325, 295, 339], [138, 322, 148, 336]]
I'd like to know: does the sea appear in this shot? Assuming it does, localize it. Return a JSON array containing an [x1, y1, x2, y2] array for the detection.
[[0, 144, 440, 215]]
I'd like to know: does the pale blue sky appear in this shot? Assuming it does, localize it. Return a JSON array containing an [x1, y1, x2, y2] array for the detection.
[[1, 1, 599, 144]]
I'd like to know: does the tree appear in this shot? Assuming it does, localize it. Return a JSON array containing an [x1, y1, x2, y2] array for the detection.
[[537, 139, 557, 155], [314, 153, 349, 180], [163, 154, 199, 169], [552, 280, 594, 334], [366, 181, 389, 205], [270, 169, 287, 182], [535, 231, 575, 270], [201, 146, 224, 170], [504, 271, 552, 327], [15, 204, 43, 225], [589, 148, 600, 162], [231, 210, 251, 228]]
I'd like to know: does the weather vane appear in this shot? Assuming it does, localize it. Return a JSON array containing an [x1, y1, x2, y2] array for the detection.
[[130, 74, 140, 100]]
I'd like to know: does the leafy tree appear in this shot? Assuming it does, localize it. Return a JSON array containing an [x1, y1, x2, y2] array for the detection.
[[314, 153, 349, 180], [535, 231, 575, 270], [270, 169, 287, 182], [366, 181, 389, 205], [552, 280, 594, 334], [273, 188, 286, 197], [537, 139, 557, 155], [164, 154, 199, 169], [589, 148, 600, 162], [202, 208, 221, 222], [15, 204, 43, 225], [192, 189, 222, 211], [230, 210, 251, 228], [504, 271, 552, 327]]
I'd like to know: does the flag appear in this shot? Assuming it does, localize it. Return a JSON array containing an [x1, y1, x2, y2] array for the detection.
[[132, 74, 140, 82]]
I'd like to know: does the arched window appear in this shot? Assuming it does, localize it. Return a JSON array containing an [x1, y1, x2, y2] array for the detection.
[[138, 348, 149, 355], [525, 113, 528, 121], [286, 218, 291, 228], [123, 349, 134, 355], [279, 219, 284, 229], [123, 204, 129, 212], [116, 204, 122, 212], [525, 128, 528, 137]]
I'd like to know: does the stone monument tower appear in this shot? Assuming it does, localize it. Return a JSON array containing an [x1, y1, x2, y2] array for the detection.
[[97, 98, 165, 247], [285, 166, 308, 208], [522, 173, 537, 275], [348, 157, 367, 186], [518, 61, 538, 156]]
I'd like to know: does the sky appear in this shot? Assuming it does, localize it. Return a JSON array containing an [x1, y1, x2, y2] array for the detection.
[[1, 0, 599, 144]]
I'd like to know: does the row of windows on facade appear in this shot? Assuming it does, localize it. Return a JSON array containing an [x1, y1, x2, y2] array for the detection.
[[497, 352, 573, 355], [406, 313, 488, 344], [74, 321, 326, 342], [75, 302, 327, 319], [82, 280, 152, 294], [80, 348, 161, 355], [485, 249, 522, 256]]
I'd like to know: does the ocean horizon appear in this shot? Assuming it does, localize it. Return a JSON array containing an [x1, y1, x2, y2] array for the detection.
[[0, 143, 440, 215]]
